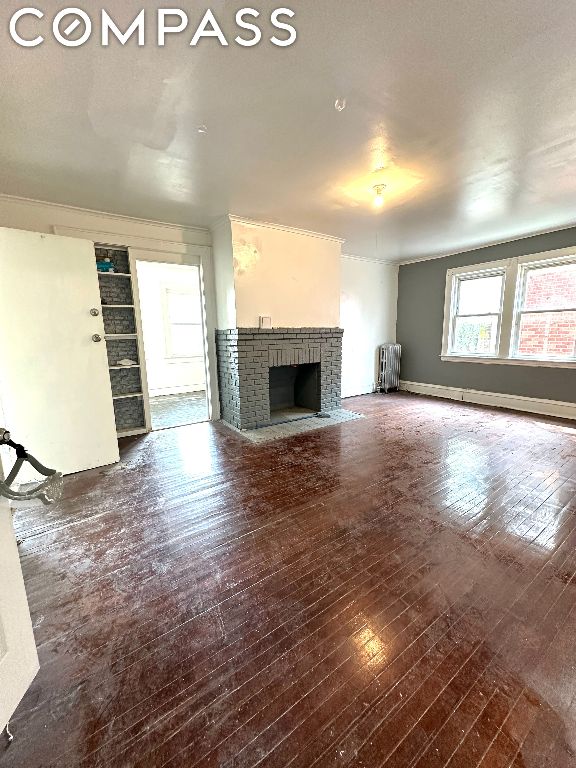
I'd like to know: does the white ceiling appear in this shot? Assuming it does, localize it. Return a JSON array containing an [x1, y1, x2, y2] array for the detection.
[[2, 0, 576, 262]]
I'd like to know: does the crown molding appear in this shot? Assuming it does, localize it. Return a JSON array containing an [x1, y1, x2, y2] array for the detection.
[[341, 252, 397, 266], [397, 220, 576, 267], [0, 194, 210, 240], [53, 225, 211, 258], [228, 214, 345, 243], [210, 215, 234, 233]]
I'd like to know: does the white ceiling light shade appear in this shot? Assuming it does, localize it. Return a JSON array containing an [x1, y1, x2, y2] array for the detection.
[[334, 98, 347, 112]]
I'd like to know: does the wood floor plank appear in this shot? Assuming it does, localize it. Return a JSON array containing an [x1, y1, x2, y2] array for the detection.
[[2, 393, 576, 768]]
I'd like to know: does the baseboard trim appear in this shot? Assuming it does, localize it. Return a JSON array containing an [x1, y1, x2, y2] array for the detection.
[[399, 380, 576, 421]]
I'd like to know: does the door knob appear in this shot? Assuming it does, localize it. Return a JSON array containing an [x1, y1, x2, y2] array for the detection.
[[90, 308, 100, 317], [92, 334, 102, 343]]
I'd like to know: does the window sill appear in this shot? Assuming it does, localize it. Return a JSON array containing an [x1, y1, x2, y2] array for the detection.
[[440, 355, 576, 369]]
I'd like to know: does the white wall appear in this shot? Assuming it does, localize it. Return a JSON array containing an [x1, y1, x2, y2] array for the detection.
[[0, 194, 221, 419], [136, 262, 206, 397], [211, 218, 237, 329], [341, 256, 398, 398], [230, 218, 342, 328], [0, 197, 400, 417]]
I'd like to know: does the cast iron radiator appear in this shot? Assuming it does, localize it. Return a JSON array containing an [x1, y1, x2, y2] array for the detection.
[[378, 343, 401, 393]]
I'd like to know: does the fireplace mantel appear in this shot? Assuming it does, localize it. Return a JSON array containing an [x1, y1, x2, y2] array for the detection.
[[216, 328, 343, 430]]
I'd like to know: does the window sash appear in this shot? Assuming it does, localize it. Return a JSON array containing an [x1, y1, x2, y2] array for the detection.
[[515, 307, 576, 316], [512, 312, 576, 361], [447, 270, 506, 357], [517, 258, 576, 311], [451, 314, 501, 357], [510, 258, 576, 361]]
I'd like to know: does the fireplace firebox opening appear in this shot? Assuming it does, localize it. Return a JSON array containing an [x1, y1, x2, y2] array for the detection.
[[268, 363, 321, 423]]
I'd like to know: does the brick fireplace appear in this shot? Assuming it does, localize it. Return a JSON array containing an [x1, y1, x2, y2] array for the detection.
[[216, 328, 343, 430]]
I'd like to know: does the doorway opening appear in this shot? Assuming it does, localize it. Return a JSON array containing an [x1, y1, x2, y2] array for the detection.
[[136, 261, 209, 430]]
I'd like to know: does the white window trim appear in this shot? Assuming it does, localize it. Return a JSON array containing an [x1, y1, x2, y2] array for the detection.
[[441, 247, 576, 368], [440, 257, 511, 359]]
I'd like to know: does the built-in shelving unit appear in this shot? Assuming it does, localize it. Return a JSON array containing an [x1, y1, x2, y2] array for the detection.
[[95, 245, 149, 438], [100, 272, 132, 278], [105, 334, 138, 339], [113, 392, 144, 400]]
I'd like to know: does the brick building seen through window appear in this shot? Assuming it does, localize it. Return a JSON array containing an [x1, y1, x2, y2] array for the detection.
[[517, 264, 576, 358]]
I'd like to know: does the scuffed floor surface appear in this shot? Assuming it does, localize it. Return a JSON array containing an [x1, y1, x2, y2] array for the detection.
[[222, 408, 363, 443], [149, 391, 209, 431], [3, 393, 576, 768]]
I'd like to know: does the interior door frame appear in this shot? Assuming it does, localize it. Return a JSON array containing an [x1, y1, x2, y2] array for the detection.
[[53, 226, 219, 422], [131, 250, 213, 422]]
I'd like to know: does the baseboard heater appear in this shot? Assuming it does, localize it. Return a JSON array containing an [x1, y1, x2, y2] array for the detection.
[[400, 380, 576, 421]]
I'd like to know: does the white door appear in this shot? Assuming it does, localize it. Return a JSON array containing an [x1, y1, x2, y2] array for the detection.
[[0, 499, 39, 732], [0, 227, 119, 477]]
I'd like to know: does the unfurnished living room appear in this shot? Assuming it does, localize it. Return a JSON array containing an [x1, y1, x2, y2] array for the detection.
[[1, 3, 576, 767]]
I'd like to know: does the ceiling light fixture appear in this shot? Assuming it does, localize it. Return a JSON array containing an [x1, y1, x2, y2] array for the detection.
[[334, 98, 346, 112], [373, 183, 386, 207], [197, 125, 208, 134]]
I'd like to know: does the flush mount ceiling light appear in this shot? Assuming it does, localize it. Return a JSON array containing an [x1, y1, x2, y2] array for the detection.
[[336, 160, 424, 210], [197, 124, 208, 134], [373, 183, 386, 207], [371, 165, 388, 208], [334, 98, 346, 112]]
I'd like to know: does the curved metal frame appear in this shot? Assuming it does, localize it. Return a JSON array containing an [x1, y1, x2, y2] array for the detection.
[[0, 428, 63, 505]]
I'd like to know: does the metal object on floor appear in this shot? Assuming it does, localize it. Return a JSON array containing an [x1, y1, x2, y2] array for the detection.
[[4, 723, 14, 745], [0, 428, 63, 505], [378, 343, 401, 393]]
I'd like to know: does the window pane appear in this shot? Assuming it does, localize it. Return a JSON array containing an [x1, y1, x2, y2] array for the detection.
[[167, 290, 202, 324], [516, 311, 576, 359], [452, 315, 499, 355], [169, 324, 204, 358], [457, 274, 503, 315], [523, 263, 576, 311]]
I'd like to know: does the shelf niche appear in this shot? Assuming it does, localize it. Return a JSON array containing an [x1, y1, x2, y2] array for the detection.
[[95, 245, 147, 437], [103, 306, 136, 335], [98, 273, 134, 306]]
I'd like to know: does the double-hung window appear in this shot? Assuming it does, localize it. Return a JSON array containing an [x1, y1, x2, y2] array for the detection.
[[442, 248, 576, 366], [513, 259, 576, 361], [447, 269, 505, 356]]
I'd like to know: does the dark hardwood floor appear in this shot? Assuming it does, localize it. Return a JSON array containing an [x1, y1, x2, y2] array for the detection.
[[2, 393, 576, 768]]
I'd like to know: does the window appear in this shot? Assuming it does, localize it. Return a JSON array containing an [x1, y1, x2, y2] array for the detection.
[[442, 249, 576, 366], [514, 261, 576, 360], [449, 271, 505, 356], [163, 286, 204, 360]]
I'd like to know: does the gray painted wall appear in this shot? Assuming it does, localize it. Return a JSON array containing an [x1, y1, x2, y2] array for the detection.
[[397, 227, 576, 403]]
